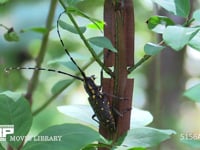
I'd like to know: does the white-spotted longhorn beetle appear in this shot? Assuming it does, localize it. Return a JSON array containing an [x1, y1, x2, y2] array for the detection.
[[5, 11, 118, 132]]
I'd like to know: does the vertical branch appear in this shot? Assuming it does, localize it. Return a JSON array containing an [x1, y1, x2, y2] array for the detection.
[[101, 0, 134, 142], [25, 0, 58, 104]]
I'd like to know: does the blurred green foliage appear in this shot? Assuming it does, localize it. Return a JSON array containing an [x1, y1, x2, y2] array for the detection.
[[2, 1, 200, 149], [0, 0, 155, 139]]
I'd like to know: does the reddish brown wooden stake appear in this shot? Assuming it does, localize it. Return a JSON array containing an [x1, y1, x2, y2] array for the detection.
[[100, 0, 134, 144]]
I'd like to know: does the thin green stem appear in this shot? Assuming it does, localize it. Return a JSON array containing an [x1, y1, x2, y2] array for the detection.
[[33, 52, 103, 116], [183, 18, 195, 27], [127, 55, 151, 73], [58, 0, 114, 77], [25, 0, 58, 103], [128, 40, 164, 73]]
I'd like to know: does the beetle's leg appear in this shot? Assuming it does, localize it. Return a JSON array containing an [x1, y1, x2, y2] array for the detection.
[[103, 92, 128, 101], [92, 114, 99, 123], [113, 107, 132, 117]]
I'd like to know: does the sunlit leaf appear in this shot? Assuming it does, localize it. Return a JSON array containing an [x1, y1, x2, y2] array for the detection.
[[21, 27, 49, 34], [131, 148, 146, 150], [0, 91, 32, 148], [0, 0, 9, 4], [58, 105, 153, 129], [88, 36, 117, 53], [151, 0, 190, 17], [87, 21, 105, 30], [183, 83, 200, 102], [23, 124, 100, 150], [147, 16, 174, 33], [0, 91, 22, 101], [121, 127, 176, 148], [163, 26, 199, 51], [66, 0, 83, 6], [58, 20, 86, 34], [67, 7, 103, 32], [57, 105, 98, 129], [189, 31, 200, 51], [116, 147, 146, 150], [130, 108, 153, 128], [144, 43, 165, 55], [192, 9, 200, 22]]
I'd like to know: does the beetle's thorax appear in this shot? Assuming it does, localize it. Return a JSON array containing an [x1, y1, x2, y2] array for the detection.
[[83, 76, 100, 96]]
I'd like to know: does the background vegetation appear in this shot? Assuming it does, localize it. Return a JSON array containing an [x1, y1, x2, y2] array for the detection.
[[1, 0, 200, 150]]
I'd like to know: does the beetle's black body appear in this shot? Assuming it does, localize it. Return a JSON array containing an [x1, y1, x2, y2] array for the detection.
[[83, 76, 115, 131]]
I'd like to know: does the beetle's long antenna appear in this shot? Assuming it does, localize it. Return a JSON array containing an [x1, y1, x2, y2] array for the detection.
[[57, 11, 86, 79], [4, 67, 84, 81]]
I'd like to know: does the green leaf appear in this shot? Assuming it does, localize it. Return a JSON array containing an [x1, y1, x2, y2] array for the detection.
[[57, 105, 98, 129], [67, 7, 104, 32], [58, 105, 153, 129], [151, 0, 190, 17], [189, 31, 200, 51], [183, 84, 200, 102], [131, 148, 146, 150], [193, 9, 200, 22], [58, 20, 86, 34], [21, 27, 49, 34], [64, 61, 80, 71], [0, 91, 32, 148], [116, 147, 146, 150], [0, 91, 22, 101], [22, 124, 100, 150], [0, 144, 5, 150], [163, 26, 200, 51], [82, 143, 111, 150], [87, 21, 105, 30], [0, 0, 9, 4], [88, 36, 117, 53], [48, 53, 87, 71], [66, 0, 83, 6], [4, 28, 19, 42], [130, 108, 153, 128], [147, 16, 174, 33], [144, 43, 165, 55], [51, 79, 72, 95], [121, 127, 176, 148], [181, 139, 200, 148]]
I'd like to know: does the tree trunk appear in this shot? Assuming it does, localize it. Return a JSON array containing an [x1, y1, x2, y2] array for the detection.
[[100, 0, 134, 145]]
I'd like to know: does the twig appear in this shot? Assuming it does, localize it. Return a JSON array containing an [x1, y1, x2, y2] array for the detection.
[[128, 40, 164, 73], [127, 55, 151, 73], [25, 0, 58, 104], [0, 24, 10, 30]]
